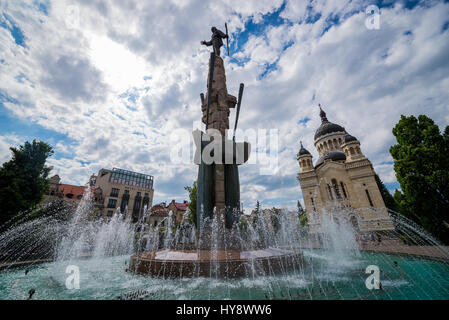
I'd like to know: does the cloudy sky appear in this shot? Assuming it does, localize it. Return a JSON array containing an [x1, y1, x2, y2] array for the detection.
[[1, 0, 448, 213]]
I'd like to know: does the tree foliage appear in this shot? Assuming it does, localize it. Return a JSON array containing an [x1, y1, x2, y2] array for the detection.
[[297, 200, 307, 227], [390, 115, 449, 244], [374, 174, 397, 211], [184, 180, 197, 227], [0, 140, 54, 225], [255, 200, 260, 214], [297, 200, 305, 216]]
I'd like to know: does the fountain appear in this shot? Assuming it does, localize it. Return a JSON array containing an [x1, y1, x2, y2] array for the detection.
[[129, 29, 303, 277], [0, 187, 448, 299], [0, 27, 448, 300]]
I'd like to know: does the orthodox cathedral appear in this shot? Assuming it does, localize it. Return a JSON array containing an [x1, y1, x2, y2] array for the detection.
[[297, 105, 395, 234]]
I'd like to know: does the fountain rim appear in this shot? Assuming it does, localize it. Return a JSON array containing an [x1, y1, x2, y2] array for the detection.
[[1, 247, 448, 272], [130, 247, 303, 264]]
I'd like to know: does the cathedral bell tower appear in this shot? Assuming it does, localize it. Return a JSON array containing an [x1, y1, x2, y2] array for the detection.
[[297, 141, 313, 173], [342, 132, 364, 162]]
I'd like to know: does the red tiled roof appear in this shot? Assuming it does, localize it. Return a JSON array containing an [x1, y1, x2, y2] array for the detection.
[[150, 203, 169, 217], [174, 202, 188, 210], [170, 200, 189, 211], [60, 184, 86, 200]]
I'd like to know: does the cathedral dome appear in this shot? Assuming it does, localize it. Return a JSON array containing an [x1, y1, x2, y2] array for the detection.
[[314, 105, 345, 140], [297, 141, 311, 157], [344, 132, 358, 143], [314, 151, 346, 168]]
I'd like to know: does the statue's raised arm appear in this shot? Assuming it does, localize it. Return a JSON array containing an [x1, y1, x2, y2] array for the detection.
[[201, 26, 228, 57]]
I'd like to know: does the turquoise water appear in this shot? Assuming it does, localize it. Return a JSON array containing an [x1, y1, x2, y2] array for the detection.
[[0, 251, 448, 300]]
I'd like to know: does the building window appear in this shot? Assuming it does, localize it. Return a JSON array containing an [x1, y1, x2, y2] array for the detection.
[[365, 189, 374, 207], [120, 198, 129, 213], [340, 182, 348, 199], [107, 199, 117, 208], [327, 184, 334, 200], [109, 168, 154, 189], [332, 179, 342, 200], [107, 210, 114, 217], [132, 193, 142, 222], [311, 197, 316, 211], [110, 188, 119, 197]]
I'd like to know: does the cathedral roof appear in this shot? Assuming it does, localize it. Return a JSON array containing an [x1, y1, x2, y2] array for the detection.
[[314, 151, 346, 168], [344, 132, 358, 143], [314, 105, 345, 140], [297, 141, 311, 157]]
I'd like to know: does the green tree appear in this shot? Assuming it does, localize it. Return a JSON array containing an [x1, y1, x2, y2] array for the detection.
[[390, 115, 449, 244], [184, 181, 197, 227], [374, 174, 398, 211], [297, 200, 308, 227], [270, 207, 281, 233], [255, 200, 260, 214], [0, 140, 54, 225], [297, 200, 305, 216]]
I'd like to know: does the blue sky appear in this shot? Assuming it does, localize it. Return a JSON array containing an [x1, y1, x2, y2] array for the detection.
[[1, 0, 448, 213]]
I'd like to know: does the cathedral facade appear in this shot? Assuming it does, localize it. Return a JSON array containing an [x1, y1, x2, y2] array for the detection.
[[297, 106, 395, 234]]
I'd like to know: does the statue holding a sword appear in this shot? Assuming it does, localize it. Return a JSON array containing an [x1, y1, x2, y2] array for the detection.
[[200, 24, 230, 57]]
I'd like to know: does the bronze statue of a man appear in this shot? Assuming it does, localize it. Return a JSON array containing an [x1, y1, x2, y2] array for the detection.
[[201, 27, 228, 57]]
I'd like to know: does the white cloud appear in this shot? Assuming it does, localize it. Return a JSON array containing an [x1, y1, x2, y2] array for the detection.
[[0, 134, 21, 164], [0, 0, 448, 208]]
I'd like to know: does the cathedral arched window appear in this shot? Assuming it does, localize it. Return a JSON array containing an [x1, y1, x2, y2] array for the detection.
[[356, 146, 361, 154], [338, 138, 342, 145], [333, 139, 338, 149], [327, 184, 334, 200], [340, 182, 348, 199], [328, 140, 333, 150], [332, 179, 342, 199], [350, 147, 355, 155], [365, 189, 374, 207]]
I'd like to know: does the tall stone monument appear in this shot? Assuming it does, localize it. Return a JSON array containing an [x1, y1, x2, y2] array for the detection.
[[196, 27, 250, 238], [129, 26, 303, 277]]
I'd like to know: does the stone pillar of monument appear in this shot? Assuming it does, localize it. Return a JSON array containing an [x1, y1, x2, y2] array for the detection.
[[201, 55, 237, 219]]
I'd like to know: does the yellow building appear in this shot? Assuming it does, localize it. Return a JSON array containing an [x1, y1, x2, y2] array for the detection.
[[91, 168, 154, 222], [147, 202, 169, 228], [297, 105, 395, 234]]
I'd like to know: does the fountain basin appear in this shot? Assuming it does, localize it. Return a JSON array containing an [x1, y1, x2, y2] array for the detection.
[[129, 247, 304, 278]]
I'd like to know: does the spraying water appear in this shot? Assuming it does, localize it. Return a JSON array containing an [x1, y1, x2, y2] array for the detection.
[[0, 195, 448, 300]]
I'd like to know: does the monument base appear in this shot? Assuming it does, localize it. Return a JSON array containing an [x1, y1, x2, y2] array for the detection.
[[129, 248, 303, 278]]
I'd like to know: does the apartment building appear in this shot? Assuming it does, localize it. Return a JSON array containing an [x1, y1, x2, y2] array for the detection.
[[91, 168, 154, 222]]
